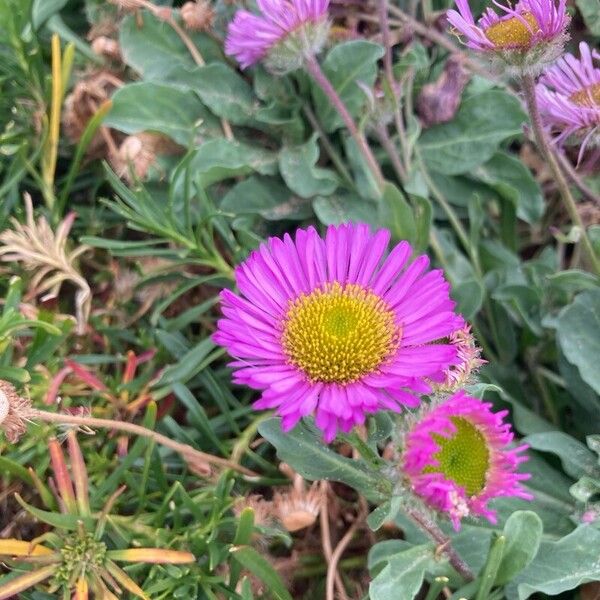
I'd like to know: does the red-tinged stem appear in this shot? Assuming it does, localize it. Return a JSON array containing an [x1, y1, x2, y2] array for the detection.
[[521, 74, 600, 275], [304, 55, 386, 192], [30, 409, 258, 478], [378, 0, 410, 178], [404, 506, 474, 581]]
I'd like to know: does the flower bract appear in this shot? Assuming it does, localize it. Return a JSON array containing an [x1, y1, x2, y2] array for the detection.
[[214, 223, 464, 442]]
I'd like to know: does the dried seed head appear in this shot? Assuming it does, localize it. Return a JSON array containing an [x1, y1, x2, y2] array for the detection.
[[273, 467, 322, 532], [181, 1, 214, 31], [0, 380, 32, 443], [233, 494, 274, 529], [112, 132, 180, 183], [91, 36, 122, 61], [63, 70, 122, 150]]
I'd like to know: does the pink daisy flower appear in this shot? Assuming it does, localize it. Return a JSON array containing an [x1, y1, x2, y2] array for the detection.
[[225, 0, 330, 72], [214, 223, 464, 442], [447, 0, 569, 72], [402, 391, 532, 530], [536, 42, 600, 159]]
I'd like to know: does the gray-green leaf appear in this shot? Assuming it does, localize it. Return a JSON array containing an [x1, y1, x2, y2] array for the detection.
[[369, 544, 433, 600], [419, 90, 525, 175], [556, 289, 600, 395], [312, 40, 384, 132]]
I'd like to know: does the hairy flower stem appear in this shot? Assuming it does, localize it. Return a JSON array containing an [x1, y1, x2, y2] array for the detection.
[[304, 55, 386, 192], [30, 409, 258, 478], [404, 506, 474, 581], [378, 0, 410, 177], [521, 74, 600, 275]]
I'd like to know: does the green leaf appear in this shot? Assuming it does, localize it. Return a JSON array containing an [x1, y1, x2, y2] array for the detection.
[[14, 494, 94, 531], [570, 475, 600, 502], [221, 176, 312, 220], [154, 338, 217, 387], [496, 511, 543, 585], [230, 546, 293, 600], [164, 63, 257, 125], [31, 0, 67, 29], [190, 139, 278, 188], [105, 82, 207, 146], [369, 544, 433, 600], [313, 193, 378, 226], [418, 90, 525, 175], [509, 526, 600, 599], [279, 134, 338, 198], [119, 11, 221, 79], [378, 183, 416, 245], [476, 534, 506, 600], [412, 195, 433, 253], [524, 431, 600, 480], [312, 40, 384, 132], [475, 151, 544, 224], [556, 289, 600, 394], [575, 0, 600, 35], [258, 418, 390, 502]]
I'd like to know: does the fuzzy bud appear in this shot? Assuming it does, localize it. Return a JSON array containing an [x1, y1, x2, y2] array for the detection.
[[417, 55, 470, 127], [91, 36, 122, 61], [181, 1, 214, 31]]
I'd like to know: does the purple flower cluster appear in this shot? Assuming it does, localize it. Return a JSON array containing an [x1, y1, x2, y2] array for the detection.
[[219, 0, 539, 531], [214, 224, 531, 528]]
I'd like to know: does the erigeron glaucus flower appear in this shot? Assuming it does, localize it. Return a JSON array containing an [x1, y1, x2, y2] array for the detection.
[[536, 42, 600, 159], [225, 0, 330, 73], [447, 0, 569, 72], [214, 223, 464, 442], [402, 391, 531, 530]]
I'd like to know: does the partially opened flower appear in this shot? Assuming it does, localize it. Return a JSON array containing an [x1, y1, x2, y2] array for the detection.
[[536, 42, 600, 159], [225, 0, 330, 73], [402, 391, 531, 530], [447, 0, 569, 72], [432, 324, 486, 393], [214, 223, 464, 442]]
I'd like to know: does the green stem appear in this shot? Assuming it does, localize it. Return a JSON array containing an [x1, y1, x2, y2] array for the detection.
[[304, 55, 385, 192], [378, 0, 410, 178], [521, 74, 600, 275], [302, 104, 356, 190]]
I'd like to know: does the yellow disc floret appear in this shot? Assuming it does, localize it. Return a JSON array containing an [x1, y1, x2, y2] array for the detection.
[[281, 283, 399, 384], [569, 83, 600, 108], [485, 12, 539, 48], [425, 417, 490, 496]]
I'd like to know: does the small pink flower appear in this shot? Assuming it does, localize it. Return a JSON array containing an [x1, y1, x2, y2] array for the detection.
[[536, 42, 600, 159], [447, 0, 569, 72], [214, 223, 464, 442], [225, 0, 330, 72], [402, 391, 532, 530]]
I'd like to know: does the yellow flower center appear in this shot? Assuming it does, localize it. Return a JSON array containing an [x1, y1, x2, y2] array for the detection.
[[569, 83, 600, 108], [484, 12, 539, 48], [425, 417, 490, 496], [281, 283, 399, 384]]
